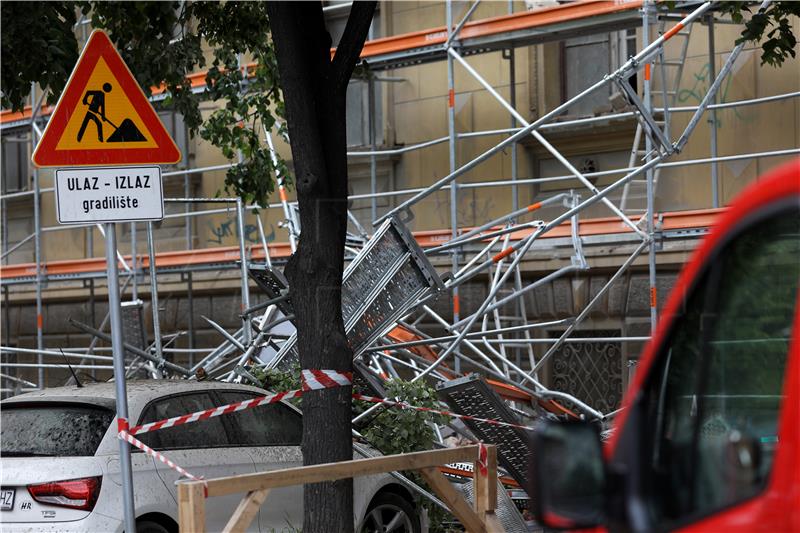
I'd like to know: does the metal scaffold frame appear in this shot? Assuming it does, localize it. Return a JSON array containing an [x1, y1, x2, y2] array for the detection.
[[2, 0, 799, 428]]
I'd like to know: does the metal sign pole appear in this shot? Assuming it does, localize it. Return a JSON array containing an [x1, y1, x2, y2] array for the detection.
[[105, 222, 137, 532], [31, 31, 175, 529]]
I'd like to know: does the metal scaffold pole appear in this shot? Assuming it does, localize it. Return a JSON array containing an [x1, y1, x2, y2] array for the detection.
[[130, 222, 138, 301], [236, 55, 252, 346], [265, 127, 298, 251], [236, 198, 252, 344], [184, 167, 195, 361], [31, 84, 44, 389], [707, 13, 720, 208], [104, 222, 137, 533], [147, 222, 164, 363], [369, 74, 378, 222], [507, 0, 519, 212], [644, 0, 658, 333], [446, 0, 460, 373]]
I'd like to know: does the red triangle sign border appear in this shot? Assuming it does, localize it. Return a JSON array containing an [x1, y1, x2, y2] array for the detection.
[[32, 30, 182, 168]]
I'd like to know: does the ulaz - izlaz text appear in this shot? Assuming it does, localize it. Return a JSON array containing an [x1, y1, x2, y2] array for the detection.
[[66, 174, 151, 191]]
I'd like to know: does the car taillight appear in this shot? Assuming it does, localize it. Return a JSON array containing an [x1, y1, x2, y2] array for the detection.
[[27, 476, 102, 511]]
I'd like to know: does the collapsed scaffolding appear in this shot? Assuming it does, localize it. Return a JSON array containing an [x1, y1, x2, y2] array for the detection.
[[2, 0, 800, 519]]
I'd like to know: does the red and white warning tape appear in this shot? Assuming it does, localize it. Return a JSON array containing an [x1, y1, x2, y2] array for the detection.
[[128, 369, 350, 436], [118, 370, 524, 486], [118, 370, 351, 484], [119, 429, 205, 484], [476, 442, 488, 476], [128, 389, 304, 435], [301, 369, 353, 391]]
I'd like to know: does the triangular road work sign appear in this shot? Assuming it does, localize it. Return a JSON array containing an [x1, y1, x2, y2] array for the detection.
[[33, 30, 181, 167]]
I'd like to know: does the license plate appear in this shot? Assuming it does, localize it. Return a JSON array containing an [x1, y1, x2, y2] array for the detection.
[[0, 488, 15, 511]]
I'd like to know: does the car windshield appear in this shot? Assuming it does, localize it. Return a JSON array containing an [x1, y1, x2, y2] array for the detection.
[[1, 403, 114, 457]]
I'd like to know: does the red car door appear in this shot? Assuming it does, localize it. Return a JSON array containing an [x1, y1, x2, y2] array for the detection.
[[605, 159, 800, 532]]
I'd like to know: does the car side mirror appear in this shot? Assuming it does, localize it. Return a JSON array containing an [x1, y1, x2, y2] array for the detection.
[[528, 419, 607, 529]]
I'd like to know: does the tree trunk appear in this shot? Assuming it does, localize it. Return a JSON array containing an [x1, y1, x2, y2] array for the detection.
[[266, 3, 376, 532]]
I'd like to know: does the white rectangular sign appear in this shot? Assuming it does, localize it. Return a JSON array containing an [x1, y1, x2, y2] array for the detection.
[[55, 166, 164, 224]]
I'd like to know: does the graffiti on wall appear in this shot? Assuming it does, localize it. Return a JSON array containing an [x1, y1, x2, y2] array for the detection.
[[677, 58, 754, 128], [434, 191, 495, 228], [207, 217, 275, 245]]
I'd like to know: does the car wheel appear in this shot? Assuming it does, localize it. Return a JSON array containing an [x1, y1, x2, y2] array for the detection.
[[136, 520, 171, 533], [361, 492, 420, 533]]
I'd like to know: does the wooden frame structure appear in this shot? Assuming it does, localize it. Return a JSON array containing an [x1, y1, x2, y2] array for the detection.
[[177, 444, 503, 533]]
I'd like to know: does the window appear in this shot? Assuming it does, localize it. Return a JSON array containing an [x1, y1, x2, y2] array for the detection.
[[137, 392, 229, 450], [1, 404, 114, 457], [1, 134, 29, 194], [158, 110, 188, 168], [216, 391, 302, 447], [618, 29, 638, 95], [546, 330, 623, 415], [644, 205, 800, 526], [562, 30, 637, 117], [345, 80, 383, 148], [325, 4, 382, 147], [563, 34, 612, 116], [2, 210, 34, 263]]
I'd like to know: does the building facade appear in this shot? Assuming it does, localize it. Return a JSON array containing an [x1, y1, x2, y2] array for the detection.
[[2, 1, 799, 406]]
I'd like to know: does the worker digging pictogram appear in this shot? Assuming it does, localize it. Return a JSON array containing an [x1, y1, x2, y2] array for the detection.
[[77, 82, 146, 143], [32, 29, 180, 167]]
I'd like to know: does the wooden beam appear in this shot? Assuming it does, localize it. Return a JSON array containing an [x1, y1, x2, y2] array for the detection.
[[192, 445, 479, 497], [178, 481, 206, 533], [222, 489, 271, 533], [419, 466, 487, 533], [176, 446, 507, 533], [483, 511, 506, 532], [474, 445, 497, 516]]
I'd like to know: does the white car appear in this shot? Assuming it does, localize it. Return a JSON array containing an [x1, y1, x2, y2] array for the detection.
[[0, 380, 422, 532]]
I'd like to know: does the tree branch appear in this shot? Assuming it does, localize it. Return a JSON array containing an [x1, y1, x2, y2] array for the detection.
[[331, 1, 378, 95]]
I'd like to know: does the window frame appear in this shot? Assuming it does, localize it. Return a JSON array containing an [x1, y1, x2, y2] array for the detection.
[[1, 133, 30, 194], [208, 389, 303, 448], [134, 388, 304, 452], [0, 401, 115, 457], [135, 390, 232, 451]]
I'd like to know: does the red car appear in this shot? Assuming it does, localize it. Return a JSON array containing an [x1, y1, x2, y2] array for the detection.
[[530, 159, 800, 532]]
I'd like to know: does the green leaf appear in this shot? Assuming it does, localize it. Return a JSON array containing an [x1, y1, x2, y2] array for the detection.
[[717, 1, 800, 67]]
